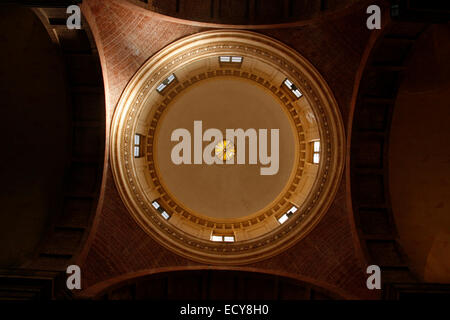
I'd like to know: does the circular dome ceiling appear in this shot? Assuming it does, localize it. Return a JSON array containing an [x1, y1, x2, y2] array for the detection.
[[110, 30, 345, 264], [156, 77, 296, 220]]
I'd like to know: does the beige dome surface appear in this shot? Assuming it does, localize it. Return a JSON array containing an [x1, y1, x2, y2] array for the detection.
[[155, 77, 296, 219]]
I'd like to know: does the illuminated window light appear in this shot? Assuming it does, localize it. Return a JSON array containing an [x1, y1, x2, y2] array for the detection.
[[313, 153, 320, 164], [278, 214, 289, 224], [312, 141, 320, 164], [151, 200, 171, 220], [167, 74, 175, 83], [156, 83, 166, 92], [223, 236, 235, 242], [151, 201, 160, 209], [292, 89, 303, 98], [278, 206, 298, 225], [161, 211, 170, 220], [211, 235, 223, 242], [283, 78, 303, 99], [210, 233, 235, 242], [134, 134, 142, 158], [287, 206, 298, 216], [284, 79, 293, 89], [219, 56, 243, 64], [313, 141, 320, 152], [156, 74, 176, 93]]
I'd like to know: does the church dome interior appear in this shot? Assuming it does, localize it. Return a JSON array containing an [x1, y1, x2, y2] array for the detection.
[[0, 0, 449, 306]]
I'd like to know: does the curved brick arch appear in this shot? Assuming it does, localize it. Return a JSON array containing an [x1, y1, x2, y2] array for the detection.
[[349, 17, 429, 287], [129, 0, 365, 27], [0, 6, 107, 300], [80, 267, 347, 300]]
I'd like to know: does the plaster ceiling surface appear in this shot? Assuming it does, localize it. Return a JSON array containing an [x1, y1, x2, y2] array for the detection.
[[155, 77, 296, 220]]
